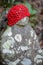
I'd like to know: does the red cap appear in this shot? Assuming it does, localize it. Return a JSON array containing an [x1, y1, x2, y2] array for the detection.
[[7, 4, 30, 26]]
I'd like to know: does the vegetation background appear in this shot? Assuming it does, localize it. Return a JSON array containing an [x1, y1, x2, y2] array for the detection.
[[0, 0, 43, 65]]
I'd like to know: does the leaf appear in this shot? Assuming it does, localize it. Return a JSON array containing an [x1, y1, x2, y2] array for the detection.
[[31, 9, 37, 15], [24, 2, 37, 15]]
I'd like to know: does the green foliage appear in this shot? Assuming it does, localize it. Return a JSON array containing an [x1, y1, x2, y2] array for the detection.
[[24, 2, 37, 15]]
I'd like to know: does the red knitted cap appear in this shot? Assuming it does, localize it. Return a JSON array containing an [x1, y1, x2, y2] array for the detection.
[[7, 4, 30, 26]]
